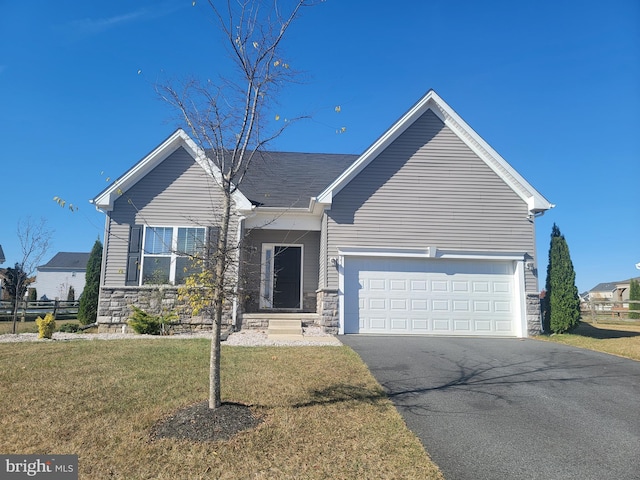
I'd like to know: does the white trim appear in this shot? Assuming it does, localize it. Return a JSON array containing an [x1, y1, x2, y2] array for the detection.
[[337, 246, 526, 261], [514, 260, 527, 338], [92, 129, 252, 212], [259, 243, 304, 309], [244, 209, 322, 231], [139, 225, 206, 286], [316, 90, 553, 214]]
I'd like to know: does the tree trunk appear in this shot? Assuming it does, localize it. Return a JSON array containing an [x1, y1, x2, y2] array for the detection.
[[209, 185, 232, 409], [11, 297, 19, 335]]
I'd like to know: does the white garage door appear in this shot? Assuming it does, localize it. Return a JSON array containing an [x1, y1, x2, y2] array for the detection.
[[343, 257, 518, 336]]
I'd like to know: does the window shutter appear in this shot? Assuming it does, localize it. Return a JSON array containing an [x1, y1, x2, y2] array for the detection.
[[126, 225, 143, 285]]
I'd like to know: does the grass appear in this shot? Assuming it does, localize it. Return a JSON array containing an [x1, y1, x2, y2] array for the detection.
[[0, 340, 442, 479], [537, 321, 640, 361], [0, 319, 82, 335]]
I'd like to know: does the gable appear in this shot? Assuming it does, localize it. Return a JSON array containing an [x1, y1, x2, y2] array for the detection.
[[92, 129, 252, 212], [328, 109, 533, 253], [332, 109, 525, 215], [317, 90, 553, 214], [110, 146, 227, 226]]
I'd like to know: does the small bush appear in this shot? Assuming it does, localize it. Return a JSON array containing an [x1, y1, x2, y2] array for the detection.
[[128, 306, 177, 335], [35, 313, 56, 339], [58, 323, 80, 333]]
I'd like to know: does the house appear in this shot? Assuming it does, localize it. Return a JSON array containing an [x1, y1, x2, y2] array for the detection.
[[32, 252, 90, 301], [588, 281, 619, 311], [92, 90, 553, 337], [614, 277, 640, 305]]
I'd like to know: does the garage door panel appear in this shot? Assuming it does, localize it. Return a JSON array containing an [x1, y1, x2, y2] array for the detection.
[[345, 257, 518, 336], [369, 298, 386, 310], [452, 281, 469, 292], [493, 282, 511, 293], [412, 318, 429, 330], [431, 280, 448, 292], [453, 300, 470, 311]]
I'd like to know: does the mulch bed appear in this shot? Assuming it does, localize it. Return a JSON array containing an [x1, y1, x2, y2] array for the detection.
[[150, 401, 262, 442]]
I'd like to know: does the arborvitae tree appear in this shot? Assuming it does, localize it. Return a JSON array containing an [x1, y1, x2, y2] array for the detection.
[[629, 278, 640, 320], [28, 288, 37, 302], [67, 286, 75, 302], [543, 224, 581, 333], [78, 240, 102, 325]]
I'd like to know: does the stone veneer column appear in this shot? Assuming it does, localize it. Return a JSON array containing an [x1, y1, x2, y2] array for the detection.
[[316, 288, 339, 334], [526, 293, 543, 336]]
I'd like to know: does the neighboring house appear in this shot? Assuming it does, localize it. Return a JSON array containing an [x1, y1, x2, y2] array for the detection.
[[92, 90, 554, 337], [588, 281, 618, 311], [614, 277, 640, 305], [0, 244, 5, 264], [32, 252, 90, 301], [587, 278, 640, 311]]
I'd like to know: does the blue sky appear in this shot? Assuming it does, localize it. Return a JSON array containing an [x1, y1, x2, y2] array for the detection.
[[1, 0, 638, 292]]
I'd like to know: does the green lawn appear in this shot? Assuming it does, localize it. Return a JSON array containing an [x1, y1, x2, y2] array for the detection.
[[537, 321, 640, 361], [0, 340, 443, 479]]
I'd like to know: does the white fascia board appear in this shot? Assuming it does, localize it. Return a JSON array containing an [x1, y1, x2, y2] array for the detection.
[[244, 208, 322, 231], [337, 246, 526, 261], [317, 90, 553, 214], [91, 129, 251, 212]]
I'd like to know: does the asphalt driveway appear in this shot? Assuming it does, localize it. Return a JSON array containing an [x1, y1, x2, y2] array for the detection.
[[340, 336, 640, 480]]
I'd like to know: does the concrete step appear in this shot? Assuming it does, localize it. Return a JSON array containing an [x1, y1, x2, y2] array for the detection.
[[267, 318, 302, 337]]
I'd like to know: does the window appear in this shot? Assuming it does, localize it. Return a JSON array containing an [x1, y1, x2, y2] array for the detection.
[[141, 226, 206, 285]]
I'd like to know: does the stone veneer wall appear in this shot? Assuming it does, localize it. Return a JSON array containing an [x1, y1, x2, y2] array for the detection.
[[97, 286, 234, 333], [526, 293, 543, 336], [316, 288, 339, 334]]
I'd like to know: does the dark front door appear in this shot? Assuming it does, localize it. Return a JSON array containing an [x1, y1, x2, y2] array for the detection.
[[272, 246, 301, 308]]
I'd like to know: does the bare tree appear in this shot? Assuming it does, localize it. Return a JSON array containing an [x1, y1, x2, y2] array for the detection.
[[10, 218, 53, 334], [157, 0, 317, 410]]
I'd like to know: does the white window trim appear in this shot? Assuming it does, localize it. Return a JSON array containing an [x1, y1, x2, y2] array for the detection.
[[140, 225, 206, 285], [260, 243, 304, 309]]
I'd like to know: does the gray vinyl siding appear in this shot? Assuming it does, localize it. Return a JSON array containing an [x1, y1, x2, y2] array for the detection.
[[325, 109, 538, 292], [242, 229, 320, 311], [103, 146, 238, 286]]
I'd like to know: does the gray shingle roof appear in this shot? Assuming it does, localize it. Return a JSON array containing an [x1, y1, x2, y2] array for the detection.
[[590, 277, 640, 292], [233, 151, 359, 208], [589, 282, 619, 293], [38, 252, 90, 271]]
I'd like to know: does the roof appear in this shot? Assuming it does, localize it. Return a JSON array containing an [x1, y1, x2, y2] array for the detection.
[[239, 151, 358, 207], [316, 89, 554, 214], [590, 277, 640, 292], [589, 282, 618, 293], [92, 90, 553, 215], [0, 244, 4, 264], [38, 252, 90, 271]]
